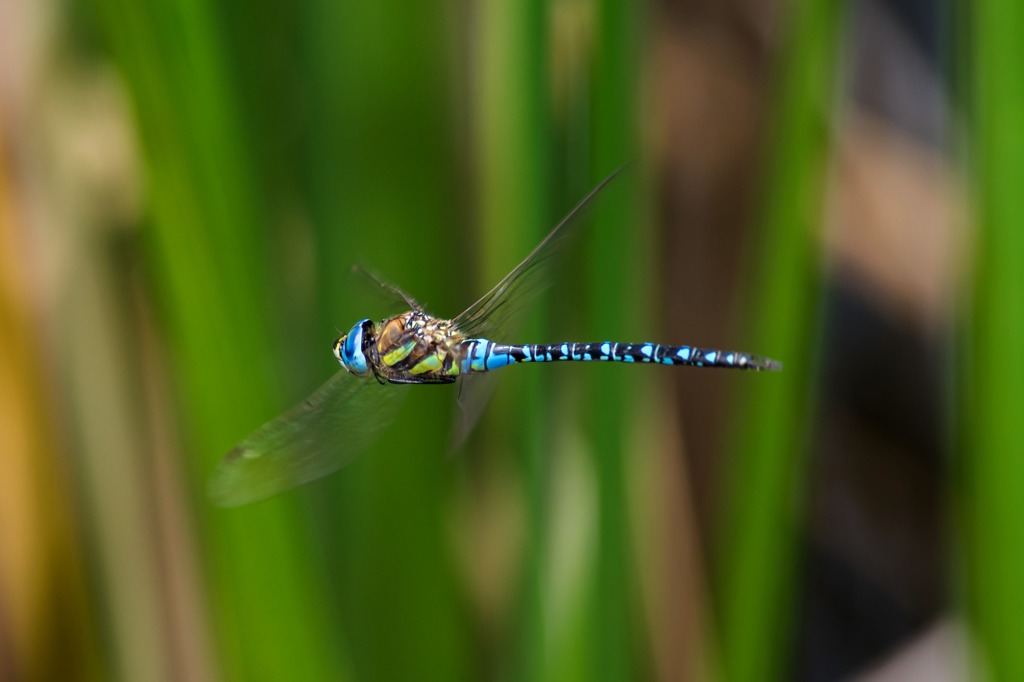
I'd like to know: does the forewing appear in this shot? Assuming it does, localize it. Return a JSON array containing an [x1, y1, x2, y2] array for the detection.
[[452, 167, 625, 341], [349, 264, 423, 312], [447, 169, 625, 445], [208, 371, 408, 507]]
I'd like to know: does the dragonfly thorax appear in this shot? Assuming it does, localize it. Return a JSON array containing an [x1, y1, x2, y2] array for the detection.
[[333, 311, 467, 384]]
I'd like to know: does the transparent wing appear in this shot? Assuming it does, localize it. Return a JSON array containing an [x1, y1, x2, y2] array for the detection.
[[208, 371, 408, 507], [449, 372, 499, 451], [350, 264, 423, 312], [448, 168, 625, 447], [452, 167, 625, 340]]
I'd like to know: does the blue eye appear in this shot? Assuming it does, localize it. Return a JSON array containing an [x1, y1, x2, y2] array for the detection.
[[335, 319, 373, 376]]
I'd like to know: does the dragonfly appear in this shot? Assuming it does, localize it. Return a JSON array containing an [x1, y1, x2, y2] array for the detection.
[[209, 170, 781, 506]]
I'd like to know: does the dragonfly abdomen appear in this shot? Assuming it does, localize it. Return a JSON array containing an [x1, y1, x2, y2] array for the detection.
[[458, 339, 781, 373]]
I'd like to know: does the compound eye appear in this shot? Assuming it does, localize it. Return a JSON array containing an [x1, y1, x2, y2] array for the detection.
[[334, 319, 374, 377]]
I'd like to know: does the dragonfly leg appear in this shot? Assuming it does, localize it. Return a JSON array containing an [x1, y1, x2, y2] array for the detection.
[[385, 375, 457, 385]]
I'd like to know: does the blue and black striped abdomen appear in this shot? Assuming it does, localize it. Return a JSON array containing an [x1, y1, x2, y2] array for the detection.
[[457, 339, 781, 374]]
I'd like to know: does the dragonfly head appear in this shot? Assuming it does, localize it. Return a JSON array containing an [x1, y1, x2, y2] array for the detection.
[[333, 318, 377, 377]]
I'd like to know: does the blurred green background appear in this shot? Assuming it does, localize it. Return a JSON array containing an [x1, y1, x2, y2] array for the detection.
[[0, 0, 1017, 680]]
